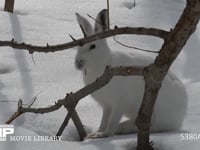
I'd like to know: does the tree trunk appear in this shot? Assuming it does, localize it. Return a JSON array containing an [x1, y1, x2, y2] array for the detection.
[[135, 0, 200, 149], [136, 66, 161, 150], [4, 0, 15, 13]]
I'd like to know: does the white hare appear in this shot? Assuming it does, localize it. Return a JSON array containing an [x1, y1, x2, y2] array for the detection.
[[75, 9, 187, 138]]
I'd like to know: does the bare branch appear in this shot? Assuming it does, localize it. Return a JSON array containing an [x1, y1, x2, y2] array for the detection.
[[0, 27, 169, 53], [7, 65, 143, 139], [57, 108, 86, 141], [107, 0, 110, 30], [113, 36, 159, 54], [87, 14, 102, 25], [19, 101, 62, 114], [56, 93, 87, 141], [57, 65, 144, 139], [69, 34, 77, 41], [5, 111, 22, 124], [79, 24, 87, 38], [135, 0, 200, 149], [5, 98, 62, 124], [70, 66, 144, 104]]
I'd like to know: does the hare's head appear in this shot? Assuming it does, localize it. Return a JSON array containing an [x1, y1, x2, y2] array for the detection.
[[75, 9, 111, 72]]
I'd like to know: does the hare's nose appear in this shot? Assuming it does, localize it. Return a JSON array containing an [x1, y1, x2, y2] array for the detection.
[[75, 59, 85, 69]]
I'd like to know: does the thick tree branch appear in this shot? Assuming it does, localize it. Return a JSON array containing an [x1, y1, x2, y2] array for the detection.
[[155, 0, 200, 72], [0, 27, 169, 53], [55, 66, 144, 139], [135, 0, 200, 149]]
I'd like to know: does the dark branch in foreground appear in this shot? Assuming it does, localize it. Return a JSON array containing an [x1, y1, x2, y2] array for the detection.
[[135, 0, 200, 149], [0, 27, 169, 53], [6, 66, 144, 140]]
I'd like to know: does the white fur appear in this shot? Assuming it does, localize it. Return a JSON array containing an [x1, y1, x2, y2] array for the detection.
[[75, 10, 187, 138]]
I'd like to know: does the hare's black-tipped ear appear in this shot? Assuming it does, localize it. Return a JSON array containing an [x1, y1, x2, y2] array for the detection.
[[94, 9, 109, 33], [76, 13, 93, 37]]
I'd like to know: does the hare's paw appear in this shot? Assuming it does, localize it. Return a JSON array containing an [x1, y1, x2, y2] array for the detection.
[[85, 131, 109, 139]]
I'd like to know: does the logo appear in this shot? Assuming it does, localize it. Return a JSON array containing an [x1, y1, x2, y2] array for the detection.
[[0, 125, 62, 142], [0, 125, 14, 141]]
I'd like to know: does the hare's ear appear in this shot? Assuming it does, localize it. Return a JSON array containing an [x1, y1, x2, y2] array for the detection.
[[94, 9, 109, 33], [76, 13, 93, 37]]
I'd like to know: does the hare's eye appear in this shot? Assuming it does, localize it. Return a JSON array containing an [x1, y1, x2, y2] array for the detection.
[[89, 44, 96, 50]]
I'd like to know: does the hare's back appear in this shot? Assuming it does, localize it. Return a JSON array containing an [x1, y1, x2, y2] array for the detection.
[[111, 51, 154, 67]]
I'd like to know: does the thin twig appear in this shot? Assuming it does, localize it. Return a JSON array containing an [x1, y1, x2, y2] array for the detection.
[[107, 0, 110, 30], [79, 25, 87, 37], [31, 54, 36, 66], [69, 34, 76, 41], [87, 14, 102, 25], [113, 36, 159, 54], [27, 96, 37, 108], [28, 91, 42, 108]]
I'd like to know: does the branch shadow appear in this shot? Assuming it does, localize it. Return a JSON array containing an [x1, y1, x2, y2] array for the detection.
[[0, 79, 10, 122], [0, 64, 15, 123], [0, 79, 17, 150], [0, 11, 35, 150], [8, 13, 33, 125]]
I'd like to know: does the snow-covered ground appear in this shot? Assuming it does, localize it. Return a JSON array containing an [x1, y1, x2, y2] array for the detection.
[[0, 0, 200, 149]]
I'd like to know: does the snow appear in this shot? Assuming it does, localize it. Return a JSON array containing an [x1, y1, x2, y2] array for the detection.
[[0, 0, 200, 149]]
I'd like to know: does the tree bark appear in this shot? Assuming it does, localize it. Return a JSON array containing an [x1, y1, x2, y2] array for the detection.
[[4, 0, 15, 13], [135, 0, 200, 149]]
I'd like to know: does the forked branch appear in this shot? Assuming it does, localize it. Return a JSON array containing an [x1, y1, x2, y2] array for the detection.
[[6, 66, 144, 140]]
